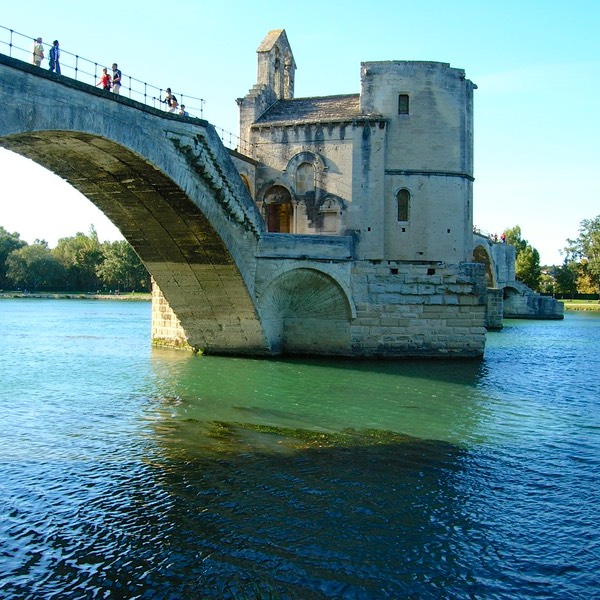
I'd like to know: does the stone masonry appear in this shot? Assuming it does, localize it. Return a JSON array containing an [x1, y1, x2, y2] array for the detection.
[[0, 33, 493, 357]]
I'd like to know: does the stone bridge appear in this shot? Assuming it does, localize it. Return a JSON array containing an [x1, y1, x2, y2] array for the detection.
[[0, 53, 357, 356], [473, 232, 563, 325], [4, 52, 555, 358]]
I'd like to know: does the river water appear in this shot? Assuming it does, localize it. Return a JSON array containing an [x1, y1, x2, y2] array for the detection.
[[0, 298, 598, 599]]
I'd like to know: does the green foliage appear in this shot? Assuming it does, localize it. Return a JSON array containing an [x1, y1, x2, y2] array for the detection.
[[53, 226, 103, 292], [0, 226, 27, 289], [1, 224, 150, 293], [6, 242, 66, 291], [566, 215, 600, 295], [503, 225, 542, 291], [97, 240, 150, 292], [503, 225, 527, 254], [553, 261, 579, 297], [515, 245, 542, 290]]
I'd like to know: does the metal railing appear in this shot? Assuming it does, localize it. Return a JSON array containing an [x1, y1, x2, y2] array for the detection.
[[0, 24, 254, 154]]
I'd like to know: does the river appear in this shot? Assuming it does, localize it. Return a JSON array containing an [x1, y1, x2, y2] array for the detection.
[[0, 298, 598, 599]]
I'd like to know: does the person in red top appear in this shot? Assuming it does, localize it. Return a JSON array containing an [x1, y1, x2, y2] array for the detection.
[[96, 67, 111, 91]]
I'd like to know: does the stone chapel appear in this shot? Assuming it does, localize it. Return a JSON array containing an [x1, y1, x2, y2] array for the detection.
[[234, 29, 477, 266]]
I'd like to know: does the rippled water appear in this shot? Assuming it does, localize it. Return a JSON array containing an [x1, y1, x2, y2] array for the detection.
[[0, 298, 598, 599]]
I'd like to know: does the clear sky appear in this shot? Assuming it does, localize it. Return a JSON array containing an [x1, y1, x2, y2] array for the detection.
[[1, 0, 599, 265]]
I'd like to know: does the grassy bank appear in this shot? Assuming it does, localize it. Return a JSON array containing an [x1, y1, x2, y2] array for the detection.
[[0, 291, 151, 301], [561, 299, 600, 312]]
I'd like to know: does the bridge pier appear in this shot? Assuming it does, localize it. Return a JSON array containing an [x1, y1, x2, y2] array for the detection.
[[485, 288, 504, 330]]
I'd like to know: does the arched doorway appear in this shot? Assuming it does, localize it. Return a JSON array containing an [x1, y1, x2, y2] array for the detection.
[[264, 185, 293, 233]]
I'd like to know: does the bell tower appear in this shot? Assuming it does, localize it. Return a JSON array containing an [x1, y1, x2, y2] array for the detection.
[[256, 29, 296, 100], [238, 29, 296, 142]]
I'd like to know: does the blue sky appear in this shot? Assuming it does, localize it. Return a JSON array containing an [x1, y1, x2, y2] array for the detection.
[[1, 0, 599, 265]]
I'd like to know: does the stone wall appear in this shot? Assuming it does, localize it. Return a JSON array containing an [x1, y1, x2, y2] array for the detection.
[[348, 261, 486, 357], [151, 280, 190, 350], [485, 288, 504, 330], [251, 254, 487, 357], [504, 283, 564, 320]]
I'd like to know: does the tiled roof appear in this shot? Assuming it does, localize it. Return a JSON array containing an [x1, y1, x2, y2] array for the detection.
[[254, 94, 383, 126]]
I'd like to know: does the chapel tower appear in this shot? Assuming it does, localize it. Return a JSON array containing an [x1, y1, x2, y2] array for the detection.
[[238, 29, 296, 140]]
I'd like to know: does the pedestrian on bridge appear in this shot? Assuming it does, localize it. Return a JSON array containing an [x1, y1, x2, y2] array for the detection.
[[49, 40, 60, 74], [111, 63, 122, 94], [162, 88, 178, 112], [32, 37, 44, 67], [96, 67, 111, 91]]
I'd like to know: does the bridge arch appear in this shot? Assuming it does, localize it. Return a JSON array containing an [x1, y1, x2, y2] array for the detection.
[[0, 54, 272, 355], [258, 267, 354, 355], [473, 244, 496, 288]]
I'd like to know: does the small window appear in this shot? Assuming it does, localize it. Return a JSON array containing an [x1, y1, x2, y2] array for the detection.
[[398, 94, 409, 115], [397, 189, 410, 221]]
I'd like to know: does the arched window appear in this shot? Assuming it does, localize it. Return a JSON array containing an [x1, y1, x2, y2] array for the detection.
[[295, 162, 315, 195], [396, 189, 410, 221]]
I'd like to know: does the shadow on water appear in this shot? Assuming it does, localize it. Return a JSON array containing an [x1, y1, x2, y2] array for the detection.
[[146, 423, 473, 599], [1, 422, 473, 599], [152, 345, 489, 388]]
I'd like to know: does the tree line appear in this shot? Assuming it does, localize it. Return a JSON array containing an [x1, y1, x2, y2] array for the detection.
[[2, 215, 599, 296], [0, 225, 150, 293], [502, 216, 600, 297]]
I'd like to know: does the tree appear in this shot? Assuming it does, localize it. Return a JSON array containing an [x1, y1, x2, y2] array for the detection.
[[53, 226, 103, 291], [504, 225, 527, 255], [554, 260, 579, 297], [515, 245, 542, 291], [97, 240, 150, 292], [503, 225, 542, 291], [0, 226, 27, 289], [6, 242, 66, 291], [566, 215, 600, 296]]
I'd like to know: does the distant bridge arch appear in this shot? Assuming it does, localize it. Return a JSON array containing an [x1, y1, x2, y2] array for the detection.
[[473, 244, 496, 288]]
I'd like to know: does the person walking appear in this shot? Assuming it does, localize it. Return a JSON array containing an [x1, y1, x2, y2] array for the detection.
[[168, 95, 178, 113], [49, 40, 60, 74], [111, 63, 122, 94], [162, 88, 173, 108], [96, 67, 111, 91], [32, 37, 44, 67]]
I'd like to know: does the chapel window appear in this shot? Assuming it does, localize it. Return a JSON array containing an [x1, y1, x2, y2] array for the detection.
[[397, 189, 410, 221], [398, 94, 409, 115], [295, 162, 315, 195]]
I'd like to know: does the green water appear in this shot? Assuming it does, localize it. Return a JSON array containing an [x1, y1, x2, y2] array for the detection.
[[0, 298, 598, 598]]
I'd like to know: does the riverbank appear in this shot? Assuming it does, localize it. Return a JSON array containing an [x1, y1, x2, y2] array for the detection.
[[561, 300, 600, 312], [2, 293, 599, 311], [0, 291, 151, 301]]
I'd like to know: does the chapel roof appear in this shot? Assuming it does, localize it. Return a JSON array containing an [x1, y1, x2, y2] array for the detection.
[[257, 29, 287, 52], [253, 94, 383, 126]]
